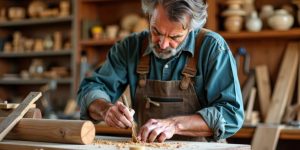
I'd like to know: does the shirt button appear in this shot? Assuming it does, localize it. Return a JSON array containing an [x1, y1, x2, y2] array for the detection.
[[164, 64, 169, 68]]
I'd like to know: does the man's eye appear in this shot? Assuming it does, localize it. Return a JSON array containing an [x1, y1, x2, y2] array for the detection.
[[171, 37, 180, 41]]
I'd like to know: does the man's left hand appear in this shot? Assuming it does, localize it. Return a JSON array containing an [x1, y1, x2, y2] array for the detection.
[[138, 118, 177, 143]]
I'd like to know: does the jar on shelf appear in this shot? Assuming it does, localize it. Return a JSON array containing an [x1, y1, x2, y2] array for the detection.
[[246, 11, 262, 32], [268, 9, 294, 31], [259, 5, 274, 28]]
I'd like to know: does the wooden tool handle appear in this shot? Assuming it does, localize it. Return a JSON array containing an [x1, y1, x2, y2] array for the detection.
[[1, 118, 95, 145]]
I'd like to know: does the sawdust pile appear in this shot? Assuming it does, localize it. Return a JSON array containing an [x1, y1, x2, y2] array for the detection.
[[93, 139, 183, 149]]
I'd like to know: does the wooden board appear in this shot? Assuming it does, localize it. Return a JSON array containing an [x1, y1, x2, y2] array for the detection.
[[242, 72, 255, 105], [0, 92, 42, 141], [298, 42, 300, 121], [265, 42, 299, 124], [255, 65, 271, 121], [245, 88, 256, 122], [0, 135, 251, 150], [251, 125, 283, 150], [0, 103, 36, 109], [0, 108, 42, 119], [95, 122, 131, 135], [3, 118, 95, 145]]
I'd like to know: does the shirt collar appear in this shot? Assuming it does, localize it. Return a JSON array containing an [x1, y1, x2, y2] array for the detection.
[[143, 29, 200, 57]]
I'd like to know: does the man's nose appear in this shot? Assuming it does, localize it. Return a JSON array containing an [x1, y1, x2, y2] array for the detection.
[[159, 36, 170, 50]]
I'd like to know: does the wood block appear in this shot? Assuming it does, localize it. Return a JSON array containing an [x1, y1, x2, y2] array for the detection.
[[1, 118, 95, 145], [0, 108, 42, 119], [298, 42, 300, 121], [0, 103, 36, 109], [242, 72, 255, 105], [0, 92, 42, 141], [95, 122, 131, 135], [245, 87, 256, 122], [255, 65, 271, 121], [252, 125, 283, 150], [265, 42, 299, 124]]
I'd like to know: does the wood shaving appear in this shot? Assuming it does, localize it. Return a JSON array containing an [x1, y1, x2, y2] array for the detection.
[[93, 139, 183, 149]]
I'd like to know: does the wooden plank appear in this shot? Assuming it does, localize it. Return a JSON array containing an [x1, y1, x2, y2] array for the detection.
[[2, 118, 95, 145], [0, 103, 36, 109], [245, 88, 256, 122], [242, 72, 255, 105], [265, 42, 299, 124], [298, 41, 300, 121], [251, 125, 283, 150], [255, 65, 271, 121], [95, 122, 131, 135], [232, 126, 300, 140], [0, 108, 42, 119], [0, 92, 42, 141]]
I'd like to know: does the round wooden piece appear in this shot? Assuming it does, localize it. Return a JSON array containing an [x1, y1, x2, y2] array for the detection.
[[129, 146, 145, 150]]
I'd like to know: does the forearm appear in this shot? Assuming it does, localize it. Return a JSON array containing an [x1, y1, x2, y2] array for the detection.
[[88, 99, 113, 121], [172, 114, 213, 137]]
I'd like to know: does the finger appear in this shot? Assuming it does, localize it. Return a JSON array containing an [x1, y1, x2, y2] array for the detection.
[[157, 132, 168, 143], [106, 117, 118, 128], [138, 119, 157, 140], [140, 119, 158, 142], [148, 127, 164, 142], [115, 112, 132, 128], [110, 109, 127, 128], [117, 102, 134, 122]]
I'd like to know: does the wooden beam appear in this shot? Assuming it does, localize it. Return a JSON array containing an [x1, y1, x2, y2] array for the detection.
[[1, 118, 95, 145], [298, 41, 300, 121], [251, 125, 283, 150], [0, 108, 42, 119], [0, 92, 42, 141], [255, 65, 271, 121], [95, 122, 131, 135], [245, 88, 256, 122], [265, 42, 299, 124], [0, 103, 36, 109]]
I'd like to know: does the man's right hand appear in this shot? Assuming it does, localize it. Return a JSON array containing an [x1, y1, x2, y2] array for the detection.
[[88, 99, 135, 128]]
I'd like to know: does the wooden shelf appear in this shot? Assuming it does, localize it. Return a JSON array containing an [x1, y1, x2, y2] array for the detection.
[[0, 16, 73, 27], [231, 126, 300, 140], [219, 28, 300, 40], [0, 50, 72, 58], [0, 78, 72, 85], [80, 38, 120, 46]]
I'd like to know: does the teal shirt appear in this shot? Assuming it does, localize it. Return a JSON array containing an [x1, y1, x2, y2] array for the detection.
[[77, 29, 244, 141]]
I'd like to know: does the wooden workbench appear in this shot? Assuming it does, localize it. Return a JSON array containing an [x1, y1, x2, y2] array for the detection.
[[0, 135, 250, 150]]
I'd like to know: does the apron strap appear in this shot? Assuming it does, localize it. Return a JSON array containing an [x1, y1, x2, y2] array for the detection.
[[137, 37, 149, 87], [180, 28, 210, 90]]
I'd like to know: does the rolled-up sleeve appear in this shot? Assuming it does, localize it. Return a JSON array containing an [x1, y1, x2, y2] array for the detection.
[[197, 34, 244, 141], [77, 39, 130, 120]]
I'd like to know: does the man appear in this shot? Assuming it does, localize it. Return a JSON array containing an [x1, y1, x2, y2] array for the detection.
[[77, 0, 244, 143]]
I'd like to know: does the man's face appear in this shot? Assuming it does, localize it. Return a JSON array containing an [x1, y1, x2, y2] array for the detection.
[[149, 4, 189, 59]]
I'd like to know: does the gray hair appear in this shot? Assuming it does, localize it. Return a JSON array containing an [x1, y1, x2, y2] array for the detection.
[[141, 0, 208, 30]]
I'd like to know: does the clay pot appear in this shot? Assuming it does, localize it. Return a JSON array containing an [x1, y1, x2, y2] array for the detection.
[[246, 11, 262, 32], [259, 5, 274, 28], [268, 9, 294, 31], [28, 0, 47, 18], [224, 15, 243, 32]]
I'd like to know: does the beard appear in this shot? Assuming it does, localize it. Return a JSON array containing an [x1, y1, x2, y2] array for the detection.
[[149, 42, 180, 59]]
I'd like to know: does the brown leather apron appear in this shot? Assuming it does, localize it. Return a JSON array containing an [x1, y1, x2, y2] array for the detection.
[[135, 29, 208, 141]]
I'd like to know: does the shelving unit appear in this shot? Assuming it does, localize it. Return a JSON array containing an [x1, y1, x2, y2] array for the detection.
[[75, 0, 142, 91], [0, 0, 77, 113]]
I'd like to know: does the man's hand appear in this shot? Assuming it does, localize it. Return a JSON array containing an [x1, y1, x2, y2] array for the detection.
[[138, 118, 177, 143], [88, 99, 134, 128]]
